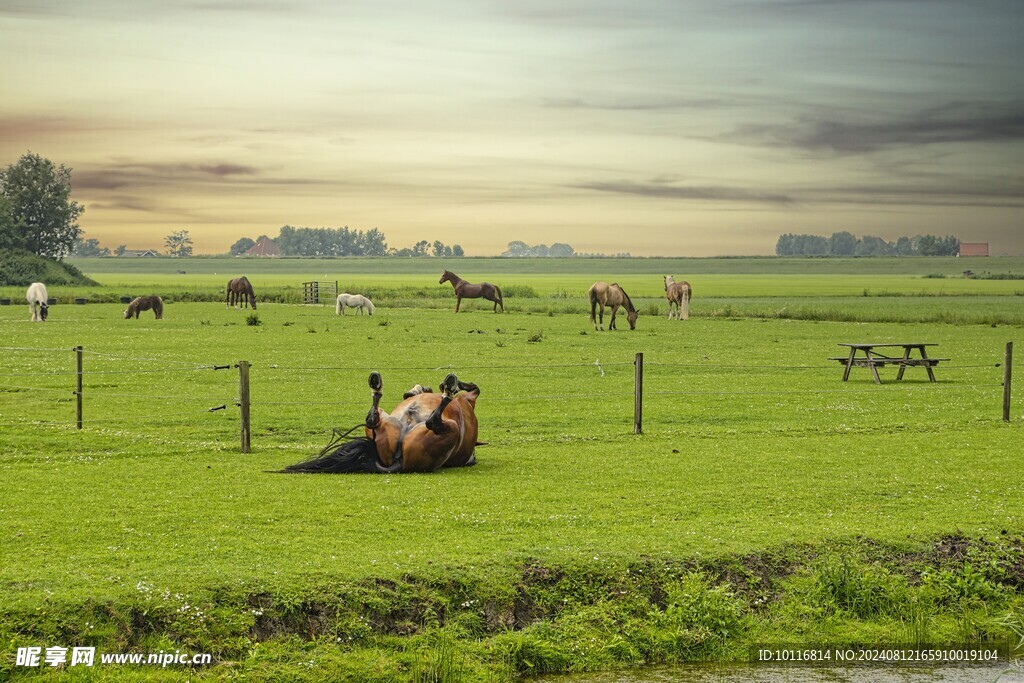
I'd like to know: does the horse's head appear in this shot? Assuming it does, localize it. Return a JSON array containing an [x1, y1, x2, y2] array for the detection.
[[39, 303, 48, 321], [663, 275, 672, 291], [249, 295, 257, 310], [626, 309, 638, 330], [123, 305, 132, 319], [439, 270, 452, 285]]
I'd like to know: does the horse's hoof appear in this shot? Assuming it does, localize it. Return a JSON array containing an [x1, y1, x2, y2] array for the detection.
[[440, 373, 459, 396], [368, 371, 383, 392]]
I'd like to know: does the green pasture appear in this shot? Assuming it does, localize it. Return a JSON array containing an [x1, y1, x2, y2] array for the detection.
[[1, 260, 1022, 680]]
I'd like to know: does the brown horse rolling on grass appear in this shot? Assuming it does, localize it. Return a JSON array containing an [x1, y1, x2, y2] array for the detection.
[[226, 277, 257, 309], [588, 281, 638, 331], [279, 372, 481, 474], [439, 270, 504, 313], [124, 296, 164, 319], [663, 275, 692, 320]]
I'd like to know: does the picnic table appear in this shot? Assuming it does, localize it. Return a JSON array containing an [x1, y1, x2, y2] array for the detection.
[[831, 343, 948, 384]]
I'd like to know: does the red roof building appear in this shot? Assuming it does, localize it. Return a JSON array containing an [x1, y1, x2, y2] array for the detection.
[[959, 242, 989, 257], [245, 236, 280, 257]]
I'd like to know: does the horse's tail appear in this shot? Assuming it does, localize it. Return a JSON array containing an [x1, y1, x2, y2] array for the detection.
[[588, 285, 598, 323], [681, 284, 691, 320], [277, 437, 381, 474], [493, 285, 503, 311], [335, 296, 342, 315], [154, 297, 164, 319]]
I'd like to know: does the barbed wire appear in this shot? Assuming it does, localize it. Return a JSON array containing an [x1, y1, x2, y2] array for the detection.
[[261, 361, 634, 372], [0, 406, 228, 429]]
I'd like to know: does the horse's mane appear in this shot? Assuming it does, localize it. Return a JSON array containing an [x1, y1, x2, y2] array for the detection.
[[616, 284, 636, 312]]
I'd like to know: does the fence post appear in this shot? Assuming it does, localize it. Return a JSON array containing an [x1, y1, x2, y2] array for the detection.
[[1004, 342, 1013, 422], [75, 345, 83, 429], [634, 352, 643, 435], [238, 360, 251, 453]]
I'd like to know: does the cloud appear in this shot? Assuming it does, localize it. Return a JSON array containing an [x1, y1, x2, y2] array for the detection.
[[572, 180, 793, 204], [542, 96, 725, 111], [738, 102, 1024, 154]]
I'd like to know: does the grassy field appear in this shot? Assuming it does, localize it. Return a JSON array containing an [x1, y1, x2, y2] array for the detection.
[[1, 258, 1022, 681]]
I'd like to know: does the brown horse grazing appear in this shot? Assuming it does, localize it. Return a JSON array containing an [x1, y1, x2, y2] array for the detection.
[[663, 275, 692, 320], [280, 372, 481, 474], [588, 281, 638, 331], [439, 270, 504, 313], [226, 277, 257, 309], [124, 295, 164, 319]]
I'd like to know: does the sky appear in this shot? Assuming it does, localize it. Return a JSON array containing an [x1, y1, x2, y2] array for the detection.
[[1, 0, 1022, 257]]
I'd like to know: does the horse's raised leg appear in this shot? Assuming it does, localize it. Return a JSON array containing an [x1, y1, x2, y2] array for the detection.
[[366, 371, 384, 429], [425, 373, 460, 434]]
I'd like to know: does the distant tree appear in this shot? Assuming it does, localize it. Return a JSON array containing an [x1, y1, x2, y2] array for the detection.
[[411, 240, 429, 257], [114, 244, 127, 256], [164, 229, 193, 257], [828, 231, 858, 256], [502, 240, 530, 257], [856, 235, 894, 256], [431, 240, 448, 258], [451, 244, 465, 257], [230, 237, 256, 256], [0, 194, 14, 251], [0, 152, 85, 259], [894, 236, 914, 256], [71, 237, 110, 257], [549, 242, 574, 257]]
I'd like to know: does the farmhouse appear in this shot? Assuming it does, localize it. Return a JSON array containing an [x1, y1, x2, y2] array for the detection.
[[119, 248, 159, 257], [958, 242, 989, 257], [245, 236, 280, 257]]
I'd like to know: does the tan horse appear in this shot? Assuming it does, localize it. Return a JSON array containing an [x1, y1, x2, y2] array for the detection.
[[280, 373, 480, 474], [588, 282, 638, 331], [124, 295, 164, 319], [664, 275, 692, 320]]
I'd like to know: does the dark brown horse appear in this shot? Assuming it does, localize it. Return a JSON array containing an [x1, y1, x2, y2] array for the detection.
[[124, 295, 164, 319], [588, 282, 638, 331], [439, 270, 504, 313], [280, 372, 481, 474], [226, 277, 257, 309]]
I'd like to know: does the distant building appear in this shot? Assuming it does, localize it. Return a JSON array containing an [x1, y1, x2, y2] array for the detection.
[[120, 249, 159, 257], [959, 242, 989, 257], [244, 236, 280, 257]]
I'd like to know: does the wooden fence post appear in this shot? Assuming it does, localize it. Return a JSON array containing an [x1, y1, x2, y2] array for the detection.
[[75, 345, 83, 430], [634, 352, 643, 434], [1004, 342, 1013, 422], [238, 360, 251, 453]]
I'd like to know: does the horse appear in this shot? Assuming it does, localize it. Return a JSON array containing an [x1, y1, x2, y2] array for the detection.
[[335, 293, 375, 316], [439, 270, 504, 313], [279, 372, 481, 474], [226, 277, 257, 309], [587, 282, 638, 331], [124, 295, 164, 319], [663, 275, 692, 320], [26, 282, 48, 322]]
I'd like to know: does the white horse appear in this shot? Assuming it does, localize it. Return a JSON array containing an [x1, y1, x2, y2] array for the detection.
[[663, 275, 692, 320], [335, 293, 375, 316], [26, 282, 49, 322]]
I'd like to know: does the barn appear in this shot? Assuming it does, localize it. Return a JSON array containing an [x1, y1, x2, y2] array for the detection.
[[958, 242, 989, 257]]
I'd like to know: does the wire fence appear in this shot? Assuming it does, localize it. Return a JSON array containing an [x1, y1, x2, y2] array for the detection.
[[0, 343, 1016, 449]]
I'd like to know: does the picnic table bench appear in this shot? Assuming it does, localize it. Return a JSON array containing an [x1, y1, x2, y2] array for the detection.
[[830, 343, 949, 384]]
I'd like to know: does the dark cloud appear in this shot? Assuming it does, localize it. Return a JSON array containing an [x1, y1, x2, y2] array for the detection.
[[573, 180, 793, 204], [739, 102, 1024, 154]]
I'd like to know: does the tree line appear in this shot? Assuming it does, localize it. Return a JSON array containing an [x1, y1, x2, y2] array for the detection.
[[230, 226, 464, 258], [775, 232, 961, 257]]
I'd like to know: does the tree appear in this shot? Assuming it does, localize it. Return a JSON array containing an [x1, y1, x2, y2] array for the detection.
[[71, 237, 110, 257], [0, 152, 85, 259], [451, 244, 465, 257], [114, 244, 127, 256], [828, 231, 858, 256], [229, 237, 256, 256], [164, 229, 193, 257], [502, 240, 530, 257]]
